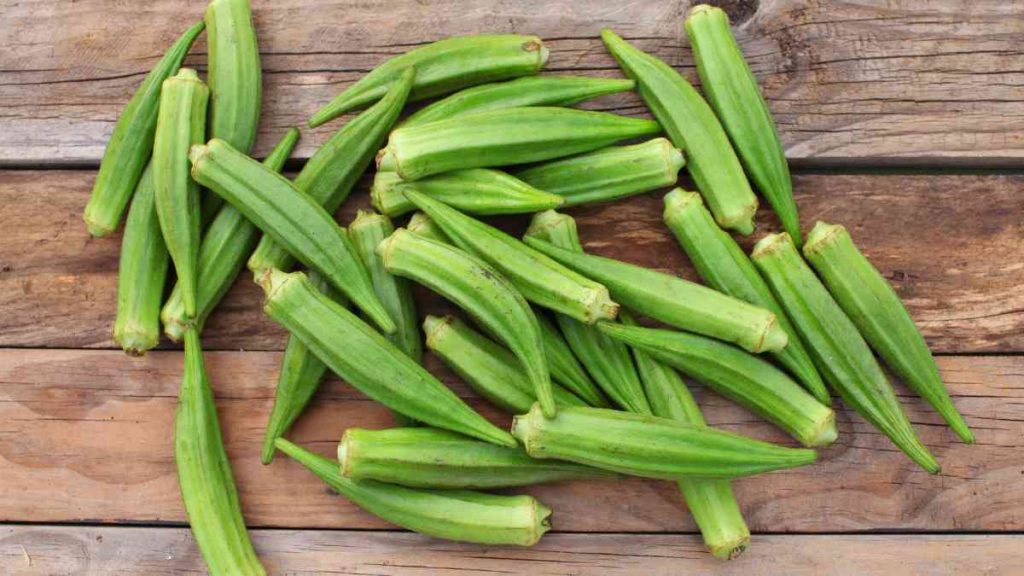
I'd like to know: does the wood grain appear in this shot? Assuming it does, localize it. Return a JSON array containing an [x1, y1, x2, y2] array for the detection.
[[3, 0, 1024, 167]]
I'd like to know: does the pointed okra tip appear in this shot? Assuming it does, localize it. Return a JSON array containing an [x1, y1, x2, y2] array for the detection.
[[802, 221, 847, 257]]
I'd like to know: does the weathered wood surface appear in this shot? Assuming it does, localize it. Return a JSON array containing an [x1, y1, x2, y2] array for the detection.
[[1, 527, 1019, 575], [3, 0, 1024, 167]]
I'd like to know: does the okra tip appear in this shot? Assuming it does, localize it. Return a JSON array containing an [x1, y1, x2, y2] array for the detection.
[[422, 314, 452, 350], [750, 232, 793, 260], [808, 410, 839, 448], [686, 3, 723, 21], [162, 313, 187, 343], [258, 267, 294, 304], [523, 209, 573, 240], [661, 188, 702, 223], [802, 220, 845, 257], [757, 316, 789, 354], [116, 331, 156, 357]]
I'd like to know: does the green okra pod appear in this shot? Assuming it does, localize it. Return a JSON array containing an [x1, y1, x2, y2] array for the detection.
[[205, 0, 261, 153], [190, 138, 396, 333], [663, 189, 828, 404], [685, 5, 801, 244], [177, 331, 264, 575], [309, 35, 549, 127], [406, 211, 450, 243], [515, 138, 685, 206], [261, 268, 514, 447], [84, 21, 205, 237], [370, 168, 564, 217], [513, 404, 818, 479], [803, 222, 973, 444], [380, 107, 662, 181], [379, 229, 556, 417], [523, 237, 787, 354], [601, 29, 758, 235], [535, 313, 610, 408], [752, 233, 940, 473], [276, 439, 552, 546]]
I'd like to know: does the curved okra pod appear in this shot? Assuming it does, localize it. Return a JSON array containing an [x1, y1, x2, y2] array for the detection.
[[177, 331, 264, 575], [84, 21, 205, 237], [370, 168, 564, 217], [190, 139, 396, 333], [803, 222, 973, 444], [309, 35, 549, 127], [275, 439, 552, 546], [663, 189, 828, 404], [378, 230, 556, 417], [515, 139, 685, 206], [513, 404, 818, 479], [523, 237, 787, 354], [685, 6, 801, 244], [380, 107, 662, 181], [423, 315, 587, 413], [535, 313, 610, 408], [752, 233, 940, 473], [601, 29, 758, 235], [261, 268, 514, 447]]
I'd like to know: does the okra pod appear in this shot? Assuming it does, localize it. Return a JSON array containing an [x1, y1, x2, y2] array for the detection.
[[513, 404, 817, 479], [803, 222, 973, 443], [379, 229, 556, 417], [276, 439, 551, 546], [261, 269, 514, 447], [370, 168, 564, 217], [381, 107, 662, 181], [515, 139, 685, 206], [190, 139, 396, 333], [205, 0, 261, 153], [601, 29, 758, 234], [685, 5, 801, 244], [406, 190, 619, 324], [535, 313, 610, 408], [153, 68, 209, 322], [523, 237, 787, 354], [752, 233, 940, 473], [407, 211, 451, 243], [663, 189, 828, 404], [83, 21, 204, 237], [309, 35, 549, 127]]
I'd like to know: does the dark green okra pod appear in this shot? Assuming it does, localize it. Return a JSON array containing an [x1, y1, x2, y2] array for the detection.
[[370, 168, 564, 217]]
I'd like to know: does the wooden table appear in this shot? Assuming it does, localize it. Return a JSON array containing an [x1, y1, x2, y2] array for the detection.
[[1, 1, 1022, 573]]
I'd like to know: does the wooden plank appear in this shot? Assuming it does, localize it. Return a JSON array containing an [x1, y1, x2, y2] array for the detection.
[[3, 1, 1024, 167], [0, 349, 1018, 532], [0, 527, 1019, 575], [1, 170, 1021, 353]]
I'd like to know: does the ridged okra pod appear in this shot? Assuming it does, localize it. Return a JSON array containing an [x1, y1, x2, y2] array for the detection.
[[685, 6, 801, 244], [153, 68, 209, 323], [381, 107, 662, 181], [535, 313, 610, 407], [309, 35, 549, 127], [423, 315, 587, 413], [190, 139, 396, 333], [601, 29, 758, 234], [401, 75, 635, 127], [205, 0, 261, 153], [663, 189, 828, 404], [379, 230, 556, 417], [515, 139, 685, 206], [113, 165, 169, 356], [406, 190, 619, 324], [597, 322, 836, 448], [803, 222, 973, 443], [370, 168, 564, 217], [276, 439, 551, 546], [249, 70, 414, 276], [524, 211, 651, 414], [83, 21, 204, 237], [163, 128, 299, 342], [177, 331, 264, 575], [339, 427, 613, 489], [523, 237, 787, 354], [513, 404, 817, 479], [752, 233, 940, 473], [261, 269, 514, 447], [407, 211, 450, 243]]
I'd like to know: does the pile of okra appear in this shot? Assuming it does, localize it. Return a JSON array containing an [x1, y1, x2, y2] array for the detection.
[[84, 1, 973, 570]]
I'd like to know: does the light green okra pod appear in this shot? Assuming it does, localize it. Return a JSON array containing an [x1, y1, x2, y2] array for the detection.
[[153, 68, 209, 322], [379, 229, 556, 418], [406, 211, 451, 243], [663, 189, 828, 404], [261, 268, 514, 447], [685, 5, 801, 244], [751, 233, 940, 473], [515, 139, 685, 206], [83, 21, 205, 237], [370, 168, 564, 217], [803, 222, 973, 444], [190, 138, 396, 334], [523, 237, 787, 354], [535, 313, 610, 408], [309, 35, 549, 127], [177, 331, 264, 575], [276, 439, 552, 546], [601, 29, 758, 235]]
